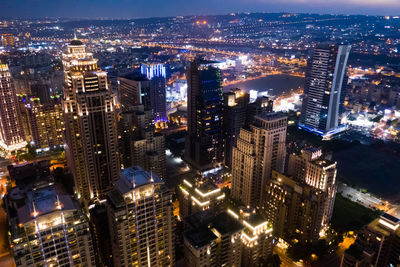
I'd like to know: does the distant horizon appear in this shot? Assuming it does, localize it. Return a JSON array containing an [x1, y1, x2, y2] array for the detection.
[[0, 0, 399, 20], [0, 11, 397, 21]]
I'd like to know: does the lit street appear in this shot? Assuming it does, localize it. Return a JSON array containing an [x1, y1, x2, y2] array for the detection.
[[338, 182, 400, 216]]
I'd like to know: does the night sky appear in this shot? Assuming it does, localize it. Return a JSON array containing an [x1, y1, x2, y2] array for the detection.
[[0, 0, 399, 18]]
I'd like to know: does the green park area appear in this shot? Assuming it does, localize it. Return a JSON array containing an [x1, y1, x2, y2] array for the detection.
[[331, 194, 382, 234], [287, 125, 400, 201]]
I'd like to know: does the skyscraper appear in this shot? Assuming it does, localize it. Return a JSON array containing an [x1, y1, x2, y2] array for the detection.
[[341, 213, 400, 267], [223, 89, 250, 169], [26, 97, 64, 152], [264, 171, 329, 243], [7, 183, 96, 267], [183, 211, 243, 267], [178, 178, 225, 218], [185, 60, 223, 171], [106, 166, 174, 267], [299, 44, 351, 138], [118, 73, 151, 111], [288, 148, 337, 227], [231, 113, 287, 207], [0, 63, 27, 153], [141, 63, 167, 123], [118, 105, 166, 178], [62, 39, 119, 202], [222, 90, 274, 169]]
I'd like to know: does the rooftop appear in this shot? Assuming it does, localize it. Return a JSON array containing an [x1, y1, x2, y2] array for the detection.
[[311, 159, 337, 168], [185, 229, 217, 248], [17, 185, 75, 224], [255, 112, 287, 122], [70, 39, 83, 46], [118, 166, 162, 193], [212, 212, 244, 235]]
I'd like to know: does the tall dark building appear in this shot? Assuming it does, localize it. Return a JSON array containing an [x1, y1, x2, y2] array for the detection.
[[118, 73, 151, 111], [223, 89, 250, 169], [118, 105, 166, 179], [223, 91, 274, 169], [246, 96, 274, 125], [299, 44, 351, 139], [141, 63, 167, 123], [185, 60, 223, 171]]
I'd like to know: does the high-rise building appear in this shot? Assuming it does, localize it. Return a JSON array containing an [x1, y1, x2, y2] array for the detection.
[[299, 44, 351, 139], [223, 91, 274, 169], [62, 39, 119, 202], [246, 96, 274, 125], [182, 207, 273, 267], [185, 60, 223, 171], [26, 97, 64, 152], [183, 211, 243, 267], [141, 63, 167, 123], [106, 166, 174, 267], [0, 63, 27, 153], [118, 105, 166, 178], [178, 178, 225, 218], [264, 171, 329, 243], [287, 147, 322, 182], [229, 208, 274, 267], [341, 213, 400, 267], [288, 148, 337, 227], [7, 183, 96, 267], [118, 73, 151, 111], [223, 89, 250, 169], [231, 113, 287, 207]]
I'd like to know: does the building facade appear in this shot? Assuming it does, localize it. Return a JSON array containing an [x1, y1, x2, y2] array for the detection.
[[7, 184, 96, 267], [264, 171, 328, 243], [141, 63, 167, 123], [288, 148, 337, 227], [183, 211, 244, 267], [299, 44, 351, 138], [231, 113, 287, 207], [106, 166, 174, 267], [0, 63, 27, 153], [118, 105, 166, 178], [185, 60, 224, 171], [223, 89, 250, 169], [341, 213, 400, 267], [178, 178, 225, 218], [118, 73, 151, 112], [26, 97, 64, 152], [62, 39, 119, 202]]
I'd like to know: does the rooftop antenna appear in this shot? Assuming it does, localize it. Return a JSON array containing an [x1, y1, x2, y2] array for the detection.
[[132, 174, 136, 188], [150, 168, 154, 182], [56, 195, 62, 210], [32, 201, 38, 218]]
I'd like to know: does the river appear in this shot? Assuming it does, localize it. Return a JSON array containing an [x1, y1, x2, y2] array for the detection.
[[224, 74, 304, 96]]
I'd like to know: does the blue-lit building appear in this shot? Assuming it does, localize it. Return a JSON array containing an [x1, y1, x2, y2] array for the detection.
[[299, 44, 351, 139], [141, 63, 167, 123], [185, 59, 224, 171]]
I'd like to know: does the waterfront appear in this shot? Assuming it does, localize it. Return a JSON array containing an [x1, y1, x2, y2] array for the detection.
[[224, 74, 304, 96]]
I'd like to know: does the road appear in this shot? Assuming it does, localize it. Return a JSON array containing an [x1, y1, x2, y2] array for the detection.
[[274, 246, 303, 267], [338, 183, 400, 217]]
